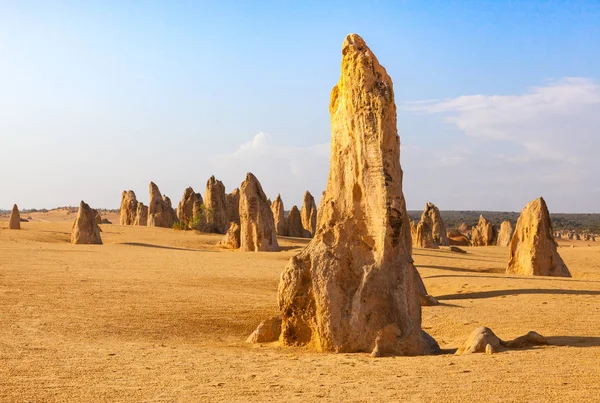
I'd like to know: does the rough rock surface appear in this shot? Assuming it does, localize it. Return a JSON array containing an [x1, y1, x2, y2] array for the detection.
[[413, 221, 439, 249], [147, 182, 177, 228], [246, 316, 282, 343], [300, 191, 317, 237], [177, 187, 202, 228], [119, 190, 138, 225], [134, 203, 148, 226], [506, 198, 571, 277], [205, 176, 228, 234], [496, 220, 513, 247], [420, 202, 448, 246], [218, 221, 241, 249], [276, 34, 438, 356], [286, 205, 307, 238], [71, 201, 102, 244], [271, 194, 287, 236], [93, 209, 102, 225], [225, 188, 240, 224], [456, 326, 548, 355], [447, 229, 470, 246], [471, 215, 494, 246], [9, 204, 21, 230], [239, 173, 279, 252]]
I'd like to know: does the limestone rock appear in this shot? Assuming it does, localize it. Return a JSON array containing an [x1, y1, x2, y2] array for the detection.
[[246, 316, 282, 343], [119, 190, 138, 226], [413, 221, 439, 249], [456, 326, 547, 355], [239, 173, 279, 252], [496, 220, 513, 247], [147, 182, 177, 228], [218, 221, 241, 249], [277, 34, 438, 356], [205, 176, 228, 234], [447, 229, 470, 246], [447, 246, 467, 254], [300, 191, 317, 237], [506, 197, 571, 277], [471, 215, 494, 246], [177, 187, 202, 228], [9, 204, 21, 229], [225, 188, 240, 224], [71, 201, 102, 244], [420, 202, 448, 246], [101, 218, 112, 224], [286, 205, 308, 238], [271, 194, 287, 236], [93, 209, 102, 225], [134, 203, 148, 226]]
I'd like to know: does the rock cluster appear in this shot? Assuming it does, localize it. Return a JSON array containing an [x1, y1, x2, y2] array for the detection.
[[420, 202, 448, 246], [71, 201, 102, 244], [471, 215, 494, 246], [239, 173, 279, 252], [275, 34, 438, 355], [205, 176, 228, 234], [506, 197, 571, 277], [413, 221, 439, 249], [225, 188, 240, 224], [147, 182, 177, 228], [134, 203, 148, 226], [9, 204, 20, 230], [218, 221, 241, 249], [119, 190, 138, 225], [177, 187, 202, 228]]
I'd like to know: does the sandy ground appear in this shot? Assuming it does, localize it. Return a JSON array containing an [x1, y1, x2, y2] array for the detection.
[[1, 211, 599, 402]]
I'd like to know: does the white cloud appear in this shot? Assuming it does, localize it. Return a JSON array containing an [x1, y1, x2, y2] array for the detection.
[[400, 78, 600, 212], [209, 133, 329, 207]]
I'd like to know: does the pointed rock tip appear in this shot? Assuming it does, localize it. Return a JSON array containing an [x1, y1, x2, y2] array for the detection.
[[342, 33, 367, 54]]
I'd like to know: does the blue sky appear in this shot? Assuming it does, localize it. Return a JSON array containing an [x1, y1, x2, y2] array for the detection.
[[1, 1, 599, 212]]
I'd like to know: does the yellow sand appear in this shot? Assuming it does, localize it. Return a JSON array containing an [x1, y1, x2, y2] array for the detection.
[[1, 211, 599, 402]]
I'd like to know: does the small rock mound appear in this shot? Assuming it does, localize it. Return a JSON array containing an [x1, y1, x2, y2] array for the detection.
[[456, 326, 548, 355], [218, 222, 241, 249], [506, 197, 571, 277], [9, 204, 21, 230], [246, 316, 282, 343], [239, 173, 279, 252], [71, 201, 102, 244], [447, 229, 470, 246]]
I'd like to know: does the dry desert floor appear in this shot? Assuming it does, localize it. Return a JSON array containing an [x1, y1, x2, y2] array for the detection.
[[1, 209, 600, 402]]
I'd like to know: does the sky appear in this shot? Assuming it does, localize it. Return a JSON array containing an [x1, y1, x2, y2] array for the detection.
[[1, 0, 599, 213]]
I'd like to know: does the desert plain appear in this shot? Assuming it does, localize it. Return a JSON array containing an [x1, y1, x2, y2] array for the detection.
[[1, 208, 599, 402]]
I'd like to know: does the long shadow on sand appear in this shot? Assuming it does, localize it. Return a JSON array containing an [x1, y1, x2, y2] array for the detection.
[[119, 242, 214, 252], [412, 251, 504, 264], [436, 288, 600, 301], [424, 273, 600, 284], [417, 265, 502, 274]]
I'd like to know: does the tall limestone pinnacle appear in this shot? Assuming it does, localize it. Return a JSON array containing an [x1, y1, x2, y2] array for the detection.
[[277, 34, 438, 356]]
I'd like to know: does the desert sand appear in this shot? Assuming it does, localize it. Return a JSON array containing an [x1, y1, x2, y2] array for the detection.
[[0, 210, 599, 402]]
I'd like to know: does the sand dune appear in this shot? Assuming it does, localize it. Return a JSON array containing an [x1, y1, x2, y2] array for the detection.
[[1, 220, 599, 401]]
